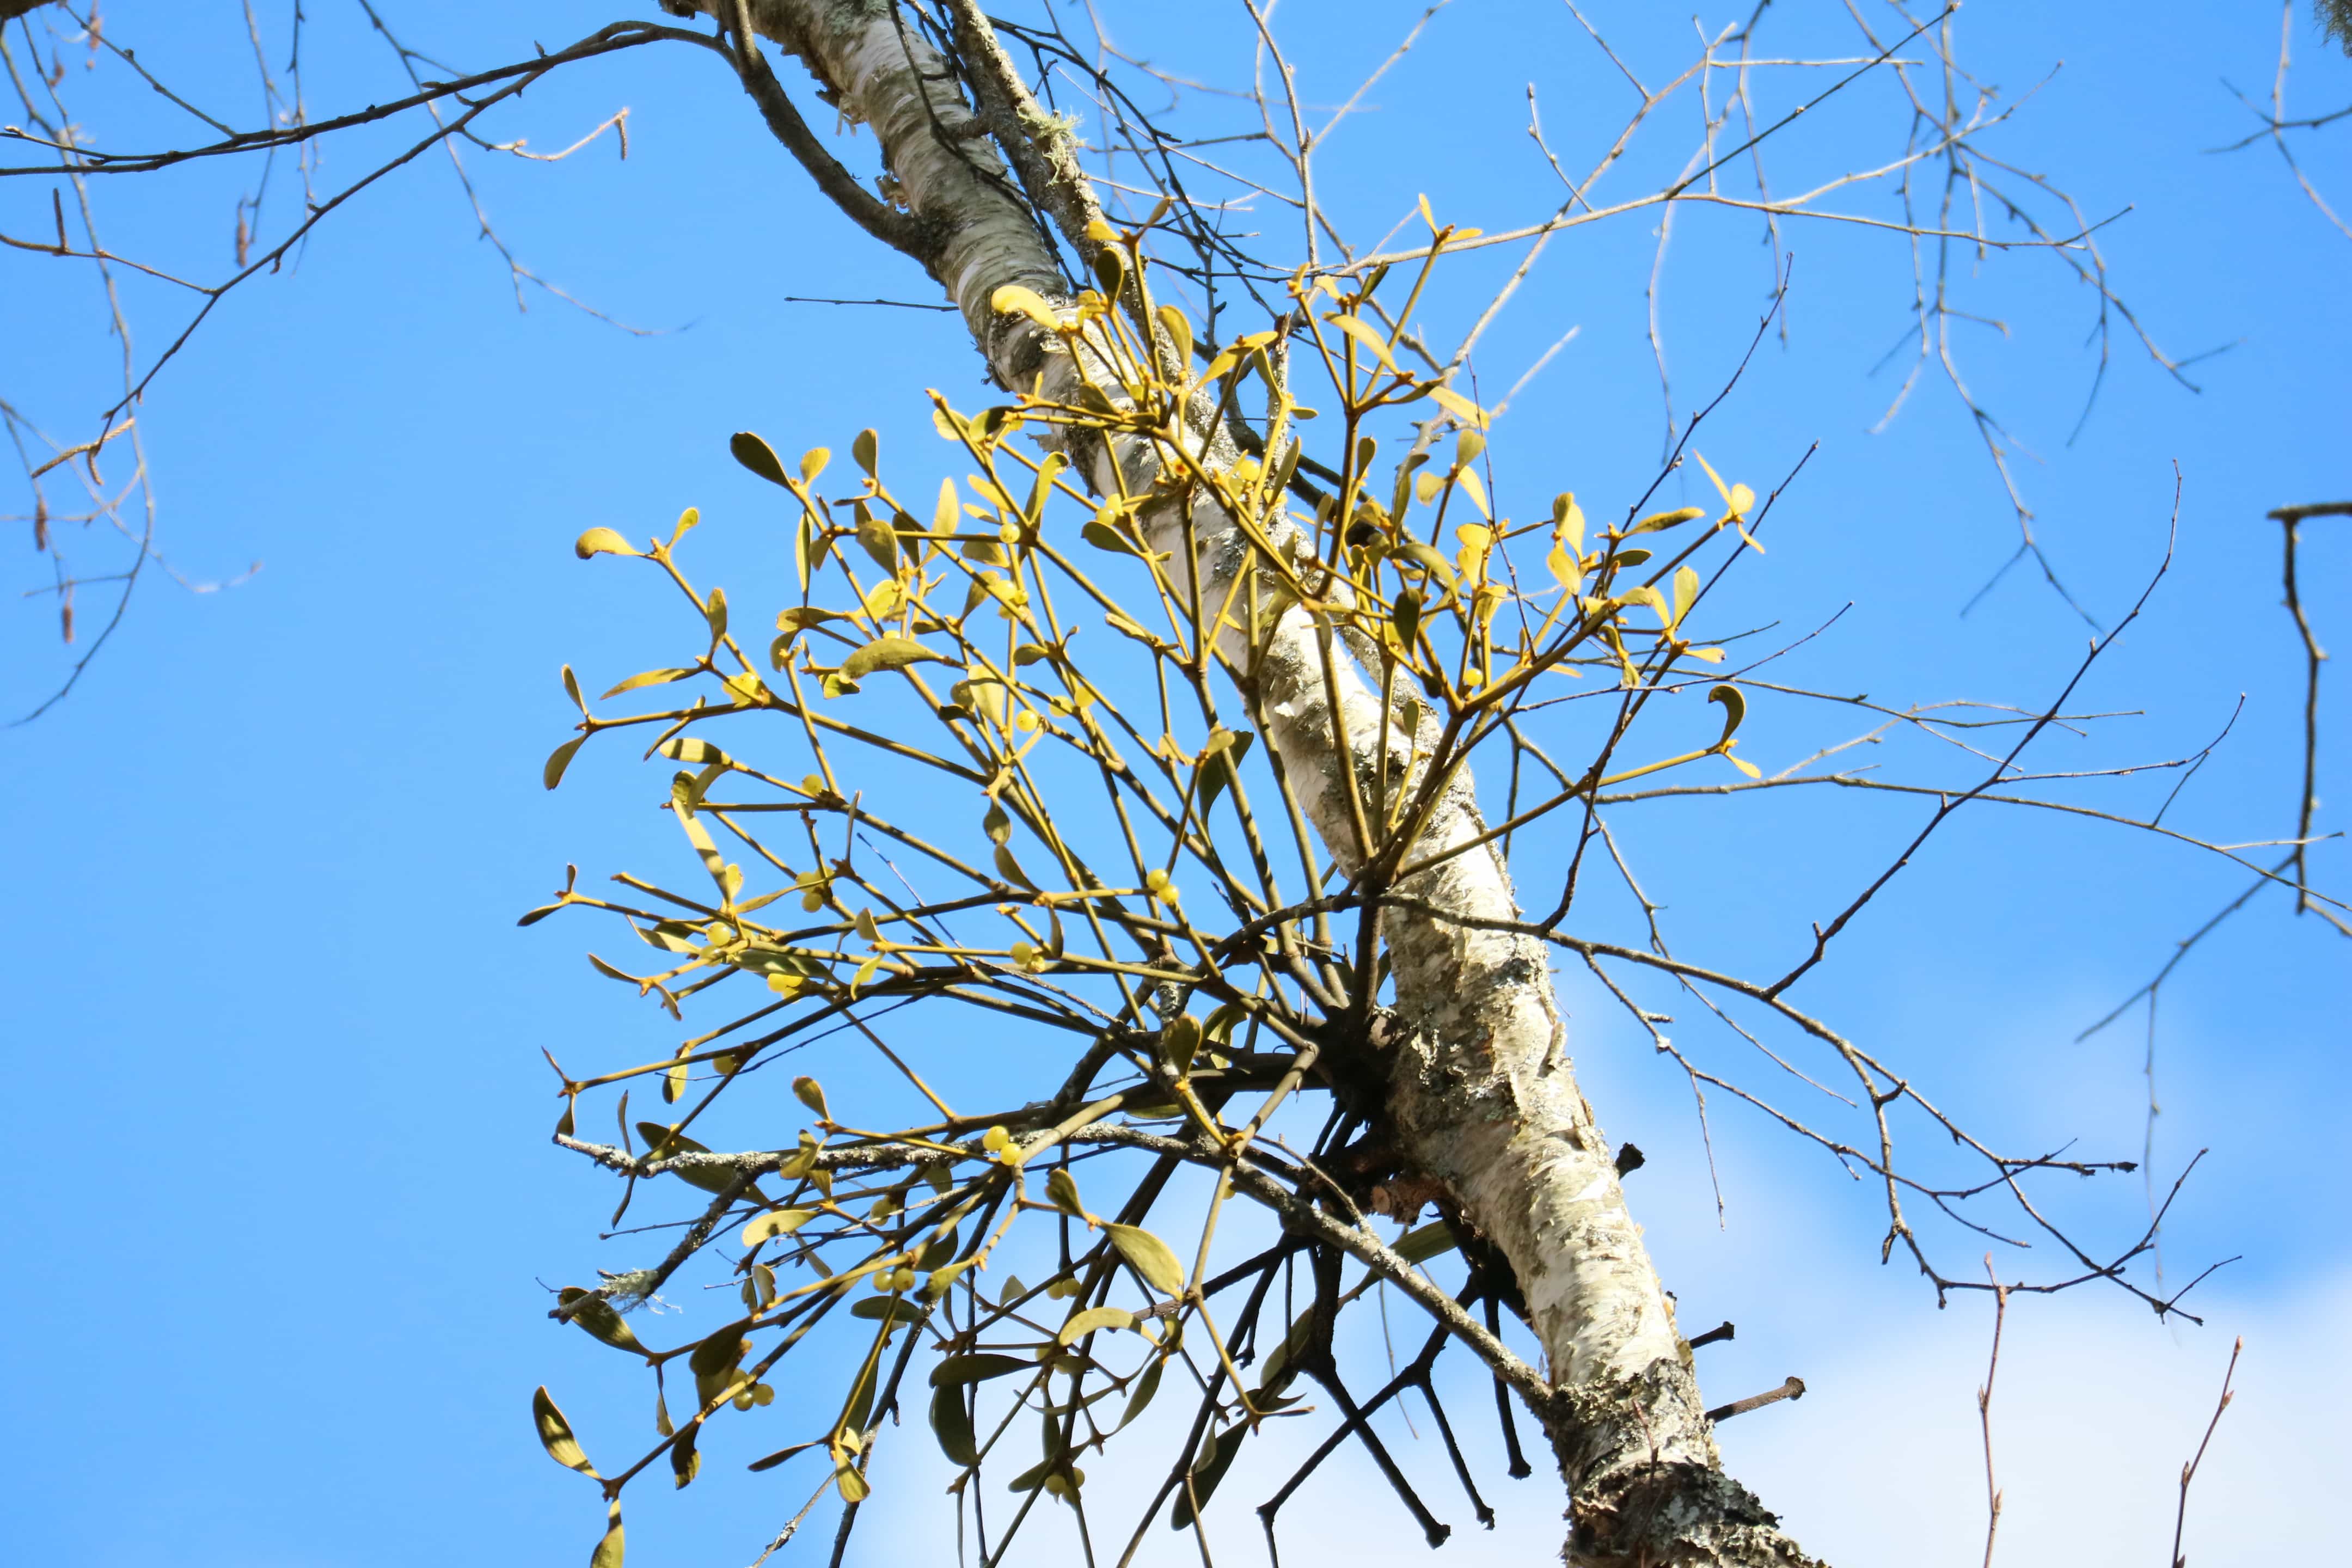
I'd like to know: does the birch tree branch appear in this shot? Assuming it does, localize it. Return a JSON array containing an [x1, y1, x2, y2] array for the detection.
[[707, 0, 937, 260], [670, 3, 1816, 1561]]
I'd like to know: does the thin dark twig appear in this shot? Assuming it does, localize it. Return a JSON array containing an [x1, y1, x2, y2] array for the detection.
[[2269, 502, 2352, 932], [1769, 470, 2184, 998], [1704, 1376, 1804, 1423], [782, 294, 959, 311], [1976, 1257, 2008, 1568], [2166, 1337, 2242, 1568]]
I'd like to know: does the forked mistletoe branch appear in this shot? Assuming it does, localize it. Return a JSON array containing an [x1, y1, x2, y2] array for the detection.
[[512, 201, 2268, 1563]]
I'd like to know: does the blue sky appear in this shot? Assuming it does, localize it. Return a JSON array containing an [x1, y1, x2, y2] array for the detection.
[[3, 4, 2347, 1565]]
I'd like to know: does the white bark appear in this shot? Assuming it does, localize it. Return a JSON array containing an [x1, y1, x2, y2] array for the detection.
[[717, 3, 1817, 1560]]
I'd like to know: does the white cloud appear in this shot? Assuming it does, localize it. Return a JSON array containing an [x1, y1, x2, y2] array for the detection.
[[849, 1269, 2347, 1567], [1732, 1270, 2351, 1566]]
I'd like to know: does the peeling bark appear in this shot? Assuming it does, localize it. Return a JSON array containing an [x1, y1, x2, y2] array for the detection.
[[700, 3, 1818, 1560]]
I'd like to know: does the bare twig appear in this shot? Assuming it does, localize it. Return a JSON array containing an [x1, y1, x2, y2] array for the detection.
[[1976, 1258, 2010, 1568], [1704, 1376, 1805, 1423], [2166, 1337, 2243, 1568]]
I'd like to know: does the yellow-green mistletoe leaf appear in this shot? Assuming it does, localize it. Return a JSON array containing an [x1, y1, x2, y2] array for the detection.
[[1693, 450, 1754, 519], [1118, 1356, 1165, 1431], [1395, 541, 1457, 589], [1393, 1220, 1457, 1264], [590, 1505, 625, 1568], [1632, 506, 1707, 535], [1160, 1014, 1202, 1077], [532, 1387, 601, 1477], [1323, 312, 1399, 375], [602, 667, 697, 699], [655, 737, 732, 768], [1551, 491, 1586, 555], [1197, 732, 1253, 818], [990, 284, 1064, 332], [1155, 304, 1194, 369], [931, 1353, 1031, 1387], [742, 1209, 815, 1247], [1457, 471, 1497, 522], [633, 1124, 746, 1196], [1058, 1305, 1137, 1345], [794, 1075, 830, 1119], [574, 528, 638, 560], [730, 431, 789, 487], [1429, 384, 1489, 429], [543, 737, 587, 791], [856, 513, 899, 575], [556, 1288, 649, 1356], [930, 1384, 978, 1466], [1103, 1223, 1186, 1297], [842, 636, 954, 682], [1708, 683, 1748, 744]]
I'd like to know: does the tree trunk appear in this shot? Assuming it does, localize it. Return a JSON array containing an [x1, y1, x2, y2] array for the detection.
[[700, 3, 1818, 1561]]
